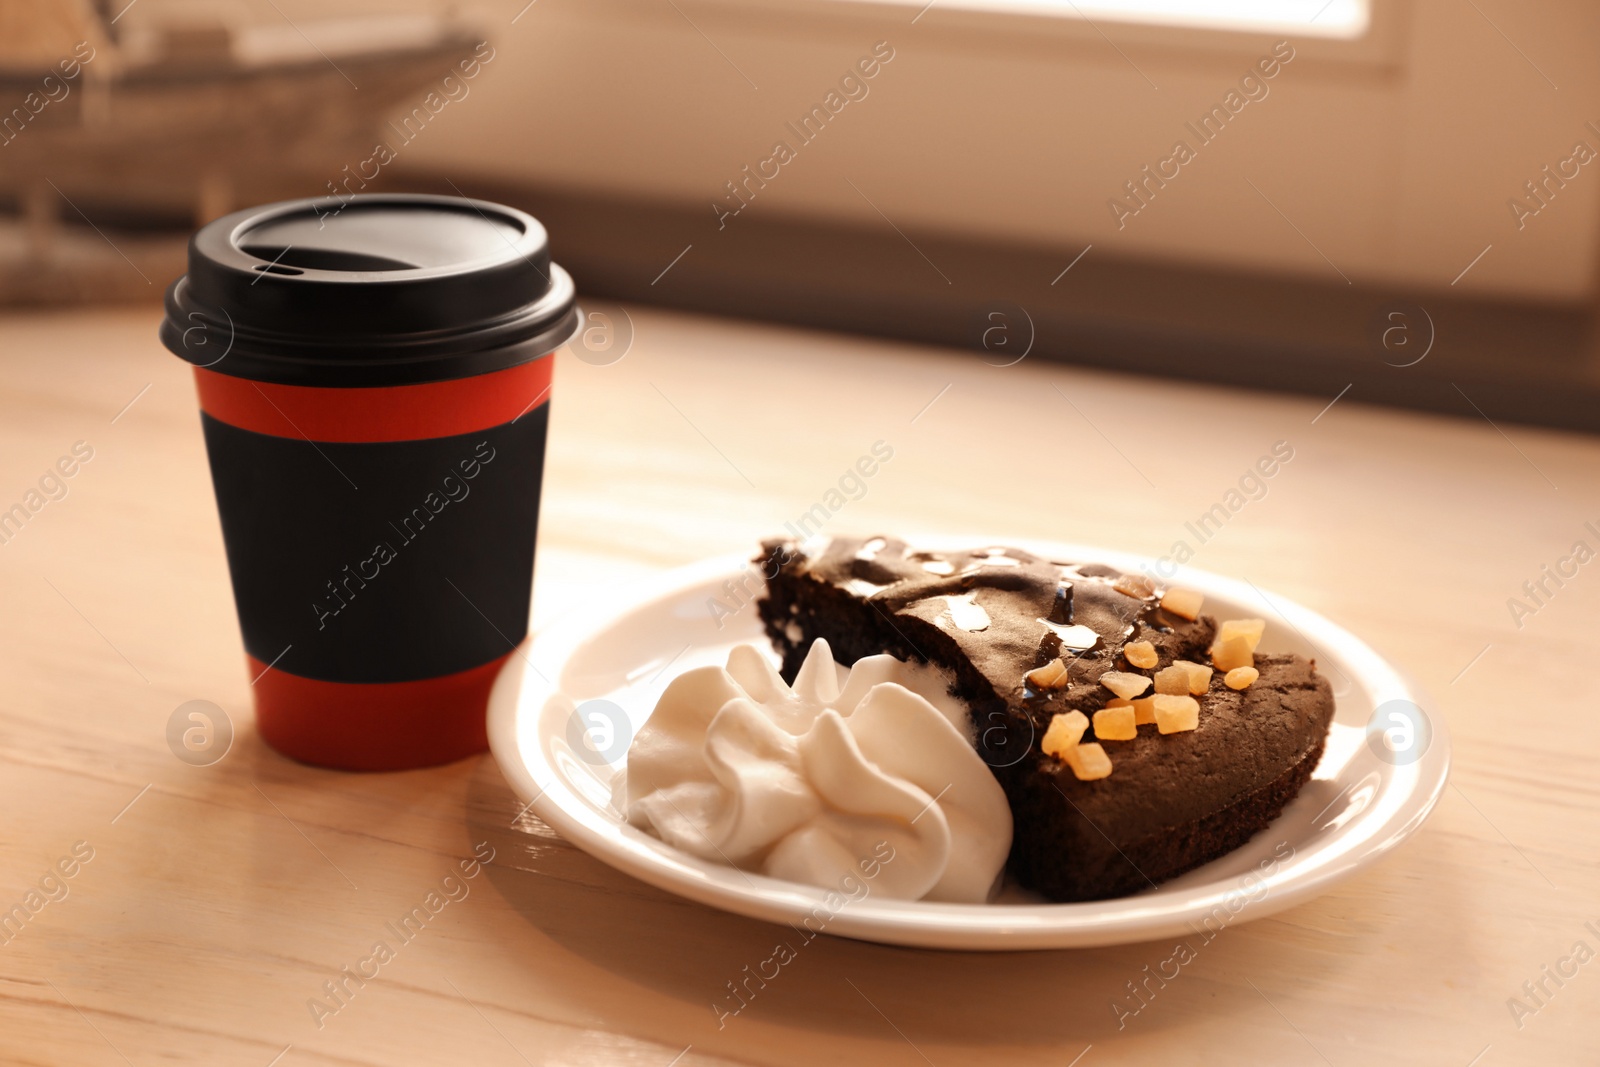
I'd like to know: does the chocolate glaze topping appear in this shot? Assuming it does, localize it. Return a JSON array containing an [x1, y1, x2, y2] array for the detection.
[[788, 535, 1182, 717]]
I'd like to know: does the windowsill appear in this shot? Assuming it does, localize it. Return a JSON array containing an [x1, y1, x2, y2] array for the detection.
[[628, 0, 1409, 67]]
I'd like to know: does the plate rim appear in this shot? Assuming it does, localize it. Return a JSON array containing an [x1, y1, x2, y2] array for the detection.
[[490, 541, 1452, 950]]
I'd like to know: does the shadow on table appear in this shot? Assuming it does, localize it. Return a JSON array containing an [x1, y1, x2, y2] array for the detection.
[[462, 758, 1459, 1051]]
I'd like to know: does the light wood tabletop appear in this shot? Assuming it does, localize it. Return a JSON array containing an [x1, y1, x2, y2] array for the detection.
[[2, 303, 1597, 1066]]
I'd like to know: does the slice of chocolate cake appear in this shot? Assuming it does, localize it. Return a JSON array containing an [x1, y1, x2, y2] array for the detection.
[[755, 536, 1335, 903]]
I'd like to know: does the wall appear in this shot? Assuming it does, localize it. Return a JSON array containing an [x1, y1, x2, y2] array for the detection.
[[123, 0, 1600, 302]]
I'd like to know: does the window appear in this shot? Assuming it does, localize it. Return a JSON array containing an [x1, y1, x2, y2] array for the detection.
[[828, 0, 1372, 39]]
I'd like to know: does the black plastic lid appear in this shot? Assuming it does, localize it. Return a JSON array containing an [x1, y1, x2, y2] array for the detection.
[[160, 194, 579, 387]]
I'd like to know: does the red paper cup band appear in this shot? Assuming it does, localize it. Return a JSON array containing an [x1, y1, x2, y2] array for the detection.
[[247, 652, 511, 771], [193, 356, 554, 443]]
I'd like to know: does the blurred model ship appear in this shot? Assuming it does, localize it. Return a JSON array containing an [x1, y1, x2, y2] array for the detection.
[[0, 0, 483, 304]]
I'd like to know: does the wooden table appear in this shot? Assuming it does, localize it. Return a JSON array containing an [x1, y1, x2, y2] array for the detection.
[[2, 304, 1596, 1066]]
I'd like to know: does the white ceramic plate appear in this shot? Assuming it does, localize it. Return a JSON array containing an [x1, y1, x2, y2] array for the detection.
[[488, 541, 1449, 950]]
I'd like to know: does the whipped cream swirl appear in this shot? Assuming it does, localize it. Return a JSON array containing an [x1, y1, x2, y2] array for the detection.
[[620, 638, 1012, 902]]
